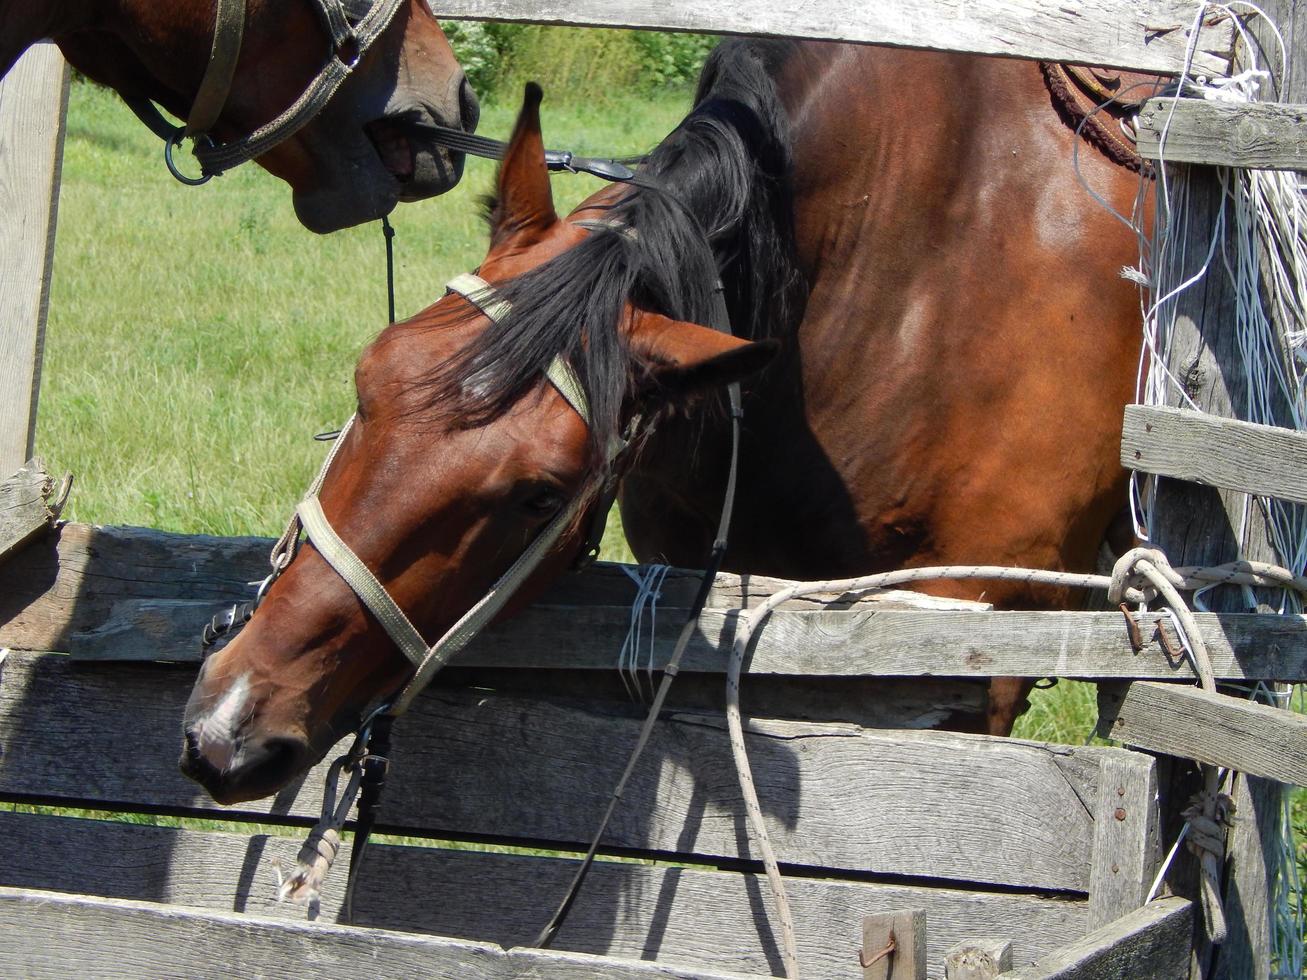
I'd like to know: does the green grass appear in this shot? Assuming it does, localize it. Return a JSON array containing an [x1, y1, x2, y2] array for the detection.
[[40, 79, 687, 551]]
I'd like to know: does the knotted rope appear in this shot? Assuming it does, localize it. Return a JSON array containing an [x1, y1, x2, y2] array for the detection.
[[273, 712, 385, 918], [725, 548, 1296, 957]]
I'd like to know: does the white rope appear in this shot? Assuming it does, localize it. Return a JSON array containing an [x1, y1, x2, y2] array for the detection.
[[723, 548, 1307, 958], [618, 564, 671, 701]]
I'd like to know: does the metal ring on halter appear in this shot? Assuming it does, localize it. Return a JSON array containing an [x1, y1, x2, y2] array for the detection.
[[165, 128, 214, 186]]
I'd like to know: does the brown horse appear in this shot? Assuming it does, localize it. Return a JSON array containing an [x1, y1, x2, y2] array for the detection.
[[2, 0, 478, 232], [180, 38, 1145, 803]]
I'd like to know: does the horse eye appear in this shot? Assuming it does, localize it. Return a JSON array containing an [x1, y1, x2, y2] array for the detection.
[[522, 487, 564, 518]]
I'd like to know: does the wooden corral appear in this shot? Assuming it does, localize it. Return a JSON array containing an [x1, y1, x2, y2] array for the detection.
[[2, 0, 1306, 977]]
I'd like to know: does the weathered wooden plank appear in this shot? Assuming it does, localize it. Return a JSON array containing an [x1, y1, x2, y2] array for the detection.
[[999, 897, 1192, 979], [5, 524, 1305, 681], [0, 43, 68, 473], [0, 812, 1092, 977], [1086, 753, 1161, 929], [1121, 404, 1307, 504], [946, 940, 1013, 979], [0, 886, 765, 980], [0, 521, 979, 648], [1136, 98, 1307, 171], [444, 667, 990, 732], [430, 0, 1235, 75], [0, 459, 54, 560], [1097, 680, 1307, 785], [1212, 773, 1283, 980], [0, 649, 1141, 893]]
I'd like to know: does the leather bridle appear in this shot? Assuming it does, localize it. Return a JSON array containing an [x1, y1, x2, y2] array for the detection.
[[122, 0, 406, 185]]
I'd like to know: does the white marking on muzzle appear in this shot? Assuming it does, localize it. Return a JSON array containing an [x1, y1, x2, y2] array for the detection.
[[191, 672, 253, 773]]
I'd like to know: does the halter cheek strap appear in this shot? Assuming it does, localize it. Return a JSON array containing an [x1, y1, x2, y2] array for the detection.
[[281, 272, 606, 717]]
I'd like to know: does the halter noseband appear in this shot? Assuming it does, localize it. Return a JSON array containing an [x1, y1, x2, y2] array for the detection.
[[124, 0, 406, 184]]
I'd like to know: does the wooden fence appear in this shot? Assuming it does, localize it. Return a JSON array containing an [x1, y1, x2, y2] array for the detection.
[[2, 0, 1306, 977]]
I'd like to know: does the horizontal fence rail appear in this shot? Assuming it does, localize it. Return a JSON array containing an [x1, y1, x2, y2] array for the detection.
[[1122, 404, 1307, 504], [1136, 98, 1307, 170], [0, 812, 1090, 976], [431, 0, 1236, 75], [4, 523, 1307, 683], [0, 648, 1154, 896]]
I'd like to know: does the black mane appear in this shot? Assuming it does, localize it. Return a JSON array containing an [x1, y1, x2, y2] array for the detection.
[[419, 38, 806, 453]]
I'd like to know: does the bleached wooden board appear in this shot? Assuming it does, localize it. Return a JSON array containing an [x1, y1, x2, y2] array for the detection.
[[0, 649, 1150, 893], [0, 886, 764, 980], [0, 44, 68, 473], [0, 459, 53, 560], [1122, 404, 1307, 504], [0, 812, 1090, 977], [1097, 680, 1307, 785], [4, 524, 1307, 682], [1136, 98, 1307, 170], [998, 897, 1192, 979], [430, 0, 1235, 75]]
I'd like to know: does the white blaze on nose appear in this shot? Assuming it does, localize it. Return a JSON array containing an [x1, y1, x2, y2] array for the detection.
[[191, 672, 253, 772]]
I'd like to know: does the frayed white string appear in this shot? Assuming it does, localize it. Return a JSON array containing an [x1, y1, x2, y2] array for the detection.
[[618, 564, 671, 701]]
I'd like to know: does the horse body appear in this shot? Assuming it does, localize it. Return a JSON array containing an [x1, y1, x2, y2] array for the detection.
[[2, 0, 477, 231], [625, 43, 1142, 608], [180, 39, 1148, 802]]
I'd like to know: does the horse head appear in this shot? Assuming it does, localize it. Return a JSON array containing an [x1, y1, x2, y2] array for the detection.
[[179, 85, 775, 803], [44, 0, 478, 232]]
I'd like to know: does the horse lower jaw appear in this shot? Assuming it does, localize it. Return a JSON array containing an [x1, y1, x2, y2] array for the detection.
[[289, 138, 464, 233]]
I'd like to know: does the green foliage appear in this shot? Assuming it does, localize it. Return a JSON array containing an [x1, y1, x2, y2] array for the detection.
[[445, 23, 716, 101], [628, 31, 718, 90]]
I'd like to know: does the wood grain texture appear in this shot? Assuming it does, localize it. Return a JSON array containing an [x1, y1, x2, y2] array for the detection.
[[1211, 773, 1283, 980], [0, 886, 766, 980], [0, 650, 1146, 893], [6, 524, 1307, 683], [1087, 754, 1161, 929], [1097, 680, 1307, 785], [429, 0, 1235, 74], [998, 897, 1193, 979], [861, 909, 926, 980], [1136, 98, 1307, 170], [51, 594, 1307, 683], [0, 43, 68, 473], [1121, 405, 1307, 504], [0, 812, 1092, 979], [0, 459, 53, 560]]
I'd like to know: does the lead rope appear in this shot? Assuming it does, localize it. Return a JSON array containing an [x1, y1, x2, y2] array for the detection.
[[534, 379, 744, 953]]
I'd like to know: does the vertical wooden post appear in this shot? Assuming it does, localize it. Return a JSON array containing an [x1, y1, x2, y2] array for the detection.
[[861, 909, 925, 980], [1146, 3, 1305, 977], [0, 42, 69, 474]]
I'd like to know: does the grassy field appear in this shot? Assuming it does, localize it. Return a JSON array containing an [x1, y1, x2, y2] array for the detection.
[[31, 77, 1306, 949]]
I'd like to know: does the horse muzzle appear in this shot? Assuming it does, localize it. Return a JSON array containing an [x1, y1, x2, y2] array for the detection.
[[179, 727, 312, 805]]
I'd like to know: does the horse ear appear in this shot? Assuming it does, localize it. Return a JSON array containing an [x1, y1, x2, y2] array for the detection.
[[627, 310, 778, 398], [492, 83, 557, 241]]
